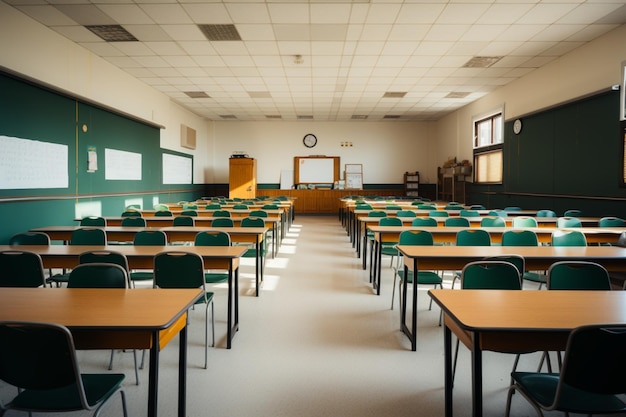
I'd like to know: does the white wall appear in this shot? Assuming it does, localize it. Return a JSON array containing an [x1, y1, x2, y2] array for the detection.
[[0, 1, 210, 183], [435, 24, 626, 166], [210, 121, 437, 185]]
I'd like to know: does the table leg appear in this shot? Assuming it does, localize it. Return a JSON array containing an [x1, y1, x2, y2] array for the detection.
[[178, 324, 187, 417], [399, 258, 417, 351], [471, 335, 483, 417], [444, 324, 453, 417], [148, 331, 160, 417]]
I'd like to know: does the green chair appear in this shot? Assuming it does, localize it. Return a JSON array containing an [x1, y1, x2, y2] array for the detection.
[[183, 204, 198, 210], [505, 324, 626, 417], [502, 230, 546, 289], [459, 209, 480, 217], [212, 210, 231, 218], [205, 203, 222, 210], [249, 210, 268, 218], [429, 210, 449, 218], [504, 206, 521, 212], [180, 210, 198, 216], [551, 230, 587, 247], [418, 204, 436, 211], [0, 250, 46, 288], [78, 250, 130, 286], [232, 204, 248, 209], [453, 260, 522, 384], [154, 251, 214, 369], [0, 321, 128, 417], [411, 217, 438, 227], [386, 205, 402, 211], [599, 216, 626, 227], [557, 216, 582, 228], [80, 216, 106, 226], [173, 216, 195, 226], [444, 217, 470, 227], [9, 232, 53, 279], [547, 261, 611, 290], [450, 230, 492, 288], [194, 231, 231, 285], [363, 211, 387, 262], [391, 230, 443, 323], [488, 210, 507, 217], [121, 210, 142, 217], [240, 217, 267, 279], [121, 216, 146, 227], [563, 209, 583, 217], [396, 210, 416, 218], [211, 218, 234, 227], [129, 230, 167, 288], [153, 204, 169, 211], [378, 217, 403, 270], [481, 216, 506, 227], [469, 204, 486, 210], [444, 204, 463, 210], [536, 209, 556, 217], [512, 216, 538, 228], [262, 204, 279, 210], [154, 210, 173, 217], [48, 228, 107, 287]]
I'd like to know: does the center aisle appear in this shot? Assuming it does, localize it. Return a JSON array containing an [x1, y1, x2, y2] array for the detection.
[[29, 215, 541, 417]]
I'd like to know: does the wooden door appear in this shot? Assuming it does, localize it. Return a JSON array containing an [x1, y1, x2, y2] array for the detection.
[[229, 158, 257, 199]]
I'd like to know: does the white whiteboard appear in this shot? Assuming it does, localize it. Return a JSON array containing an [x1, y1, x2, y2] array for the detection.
[[346, 172, 363, 189], [163, 153, 192, 184], [298, 157, 334, 183], [0, 135, 68, 189], [105, 148, 142, 180]]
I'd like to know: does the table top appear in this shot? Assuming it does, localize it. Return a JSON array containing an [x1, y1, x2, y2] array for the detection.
[[35, 225, 268, 235], [0, 287, 202, 330], [428, 289, 626, 332]]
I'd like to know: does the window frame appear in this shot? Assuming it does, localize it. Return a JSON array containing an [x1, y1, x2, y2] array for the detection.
[[472, 108, 504, 184]]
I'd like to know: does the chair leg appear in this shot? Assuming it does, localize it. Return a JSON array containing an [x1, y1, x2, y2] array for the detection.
[[132, 350, 139, 385], [391, 272, 397, 310], [108, 350, 115, 370]]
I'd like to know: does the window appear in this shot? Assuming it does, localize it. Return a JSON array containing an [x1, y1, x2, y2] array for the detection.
[[473, 111, 503, 184]]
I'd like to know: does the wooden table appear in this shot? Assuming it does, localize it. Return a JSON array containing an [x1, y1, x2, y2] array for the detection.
[[32, 225, 269, 296], [427, 289, 626, 417], [0, 287, 203, 417], [0, 244, 246, 348], [395, 245, 626, 351]]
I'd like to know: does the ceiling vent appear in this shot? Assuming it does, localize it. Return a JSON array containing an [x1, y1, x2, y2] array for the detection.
[[297, 115, 314, 120], [351, 115, 368, 120], [198, 24, 242, 41], [184, 91, 210, 98], [445, 92, 471, 99], [383, 92, 407, 98], [462, 56, 503, 68], [383, 115, 401, 119], [220, 115, 238, 119], [248, 91, 272, 99], [85, 25, 137, 42], [265, 115, 282, 119]]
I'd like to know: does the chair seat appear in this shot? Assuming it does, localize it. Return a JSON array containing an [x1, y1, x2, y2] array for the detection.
[[511, 372, 626, 413], [204, 272, 229, 284], [523, 271, 546, 283], [129, 271, 154, 281], [10, 373, 126, 411], [398, 270, 442, 285]]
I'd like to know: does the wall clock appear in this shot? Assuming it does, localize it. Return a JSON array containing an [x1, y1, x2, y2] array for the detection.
[[303, 133, 317, 148], [513, 119, 522, 134]]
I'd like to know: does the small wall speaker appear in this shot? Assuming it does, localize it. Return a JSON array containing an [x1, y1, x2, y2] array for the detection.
[[180, 124, 196, 150]]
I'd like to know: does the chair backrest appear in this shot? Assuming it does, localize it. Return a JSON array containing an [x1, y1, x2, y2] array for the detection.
[[355, 204, 372, 210], [379, 217, 402, 226], [501, 229, 538, 246], [121, 216, 147, 227], [557, 216, 582, 228], [154, 251, 205, 291], [386, 205, 401, 211], [563, 209, 583, 217], [557, 324, 626, 396], [599, 216, 626, 227], [212, 210, 231, 217], [180, 210, 198, 216], [262, 204, 278, 210], [444, 204, 463, 210], [429, 210, 449, 217], [460, 261, 522, 290], [487, 210, 507, 217], [78, 250, 129, 272], [551, 230, 587, 246], [205, 203, 222, 210], [411, 217, 438, 227], [536, 209, 557, 218], [9, 232, 50, 246], [68, 263, 128, 288], [249, 210, 268, 218], [80, 216, 106, 227], [133, 230, 167, 246], [70, 228, 106, 245], [121, 210, 142, 217], [173, 216, 195, 226], [195, 231, 231, 246], [368, 211, 386, 218], [241, 217, 265, 227], [547, 261, 611, 290], [460, 209, 480, 217], [211, 218, 234, 227], [396, 210, 416, 218], [444, 217, 470, 227], [482, 255, 525, 280], [153, 204, 169, 211], [469, 204, 486, 210], [418, 204, 436, 211], [232, 204, 248, 209], [0, 250, 46, 287], [512, 216, 538, 228], [456, 229, 491, 246], [398, 230, 434, 246], [480, 216, 506, 227], [504, 206, 521, 212], [0, 321, 90, 407], [154, 210, 173, 217], [183, 204, 197, 210]]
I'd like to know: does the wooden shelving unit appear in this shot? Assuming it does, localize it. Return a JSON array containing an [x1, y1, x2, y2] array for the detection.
[[404, 171, 420, 197]]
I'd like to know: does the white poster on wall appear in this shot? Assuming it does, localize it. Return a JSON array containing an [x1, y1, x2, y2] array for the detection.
[[105, 148, 142, 180]]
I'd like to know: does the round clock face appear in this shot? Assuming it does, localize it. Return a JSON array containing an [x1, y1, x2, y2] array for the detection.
[[513, 119, 522, 134], [303, 133, 317, 148]]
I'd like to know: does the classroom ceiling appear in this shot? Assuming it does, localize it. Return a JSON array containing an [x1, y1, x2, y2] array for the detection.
[[5, 0, 626, 122]]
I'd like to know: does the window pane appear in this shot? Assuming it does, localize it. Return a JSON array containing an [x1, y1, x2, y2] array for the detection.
[[474, 150, 502, 183], [493, 115, 503, 144], [476, 120, 492, 148]]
